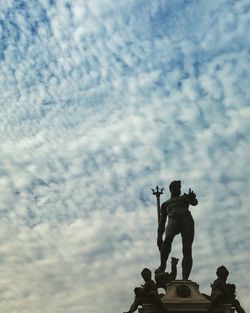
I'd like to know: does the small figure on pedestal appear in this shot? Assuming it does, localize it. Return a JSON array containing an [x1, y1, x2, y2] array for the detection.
[[156, 180, 198, 280], [123, 268, 167, 313], [155, 257, 179, 290], [209, 265, 245, 313]]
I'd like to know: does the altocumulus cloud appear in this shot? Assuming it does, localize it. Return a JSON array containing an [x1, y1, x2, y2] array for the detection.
[[0, 0, 250, 312]]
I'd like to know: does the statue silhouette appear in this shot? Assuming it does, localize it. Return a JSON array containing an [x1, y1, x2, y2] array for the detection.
[[156, 180, 197, 280]]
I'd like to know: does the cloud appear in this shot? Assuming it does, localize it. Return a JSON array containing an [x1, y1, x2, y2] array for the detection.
[[0, 0, 249, 312]]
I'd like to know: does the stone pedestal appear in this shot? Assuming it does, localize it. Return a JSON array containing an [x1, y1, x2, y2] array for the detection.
[[161, 280, 210, 312], [141, 280, 235, 313], [210, 304, 235, 313]]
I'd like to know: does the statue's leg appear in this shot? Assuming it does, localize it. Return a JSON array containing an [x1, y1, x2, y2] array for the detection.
[[123, 300, 139, 313], [158, 234, 175, 272], [149, 291, 166, 312], [209, 292, 224, 310], [123, 288, 143, 313], [181, 214, 194, 280]]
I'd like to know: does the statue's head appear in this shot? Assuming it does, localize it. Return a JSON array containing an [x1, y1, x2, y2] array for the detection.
[[216, 265, 229, 281], [141, 268, 151, 281], [169, 180, 181, 196]]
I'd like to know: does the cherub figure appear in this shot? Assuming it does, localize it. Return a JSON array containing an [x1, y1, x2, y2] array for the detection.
[[155, 257, 179, 290], [123, 268, 167, 313], [210, 265, 245, 313]]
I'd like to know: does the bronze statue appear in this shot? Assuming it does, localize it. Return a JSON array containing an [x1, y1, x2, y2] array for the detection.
[[155, 257, 178, 289], [209, 265, 245, 313], [156, 180, 197, 280], [123, 268, 166, 313]]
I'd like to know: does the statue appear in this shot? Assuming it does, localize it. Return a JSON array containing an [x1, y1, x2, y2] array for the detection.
[[209, 265, 245, 313], [123, 268, 167, 313], [121, 181, 247, 313], [156, 180, 198, 280], [154, 257, 179, 289]]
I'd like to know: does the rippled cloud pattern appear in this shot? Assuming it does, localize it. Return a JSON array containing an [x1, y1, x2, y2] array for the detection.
[[0, 1, 250, 312]]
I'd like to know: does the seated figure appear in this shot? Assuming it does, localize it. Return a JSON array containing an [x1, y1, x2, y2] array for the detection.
[[123, 268, 166, 313], [210, 265, 245, 313]]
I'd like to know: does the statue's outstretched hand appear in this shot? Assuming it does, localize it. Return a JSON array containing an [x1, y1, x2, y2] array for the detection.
[[157, 237, 163, 251], [184, 188, 197, 202]]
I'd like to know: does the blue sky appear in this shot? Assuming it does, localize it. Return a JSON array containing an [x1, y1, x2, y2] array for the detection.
[[0, 0, 250, 312]]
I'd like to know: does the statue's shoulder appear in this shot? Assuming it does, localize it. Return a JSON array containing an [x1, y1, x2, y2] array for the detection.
[[162, 198, 172, 207]]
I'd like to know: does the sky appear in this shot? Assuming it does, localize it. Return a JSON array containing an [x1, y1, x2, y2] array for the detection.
[[0, 0, 250, 312]]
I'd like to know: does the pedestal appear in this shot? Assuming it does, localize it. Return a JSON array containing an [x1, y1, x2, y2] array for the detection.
[[141, 280, 235, 313], [209, 304, 235, 313], [161, 280, 210, 312]]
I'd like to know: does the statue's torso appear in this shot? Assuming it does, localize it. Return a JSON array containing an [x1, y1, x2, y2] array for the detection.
[[164, 195, 189, 218]]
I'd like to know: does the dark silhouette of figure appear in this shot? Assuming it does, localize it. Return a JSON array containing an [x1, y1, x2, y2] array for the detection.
[[123, 268, 166, 313], [156, 180, 198, 280], [209, 265, 245, 313], [155, 257, 179, 289]]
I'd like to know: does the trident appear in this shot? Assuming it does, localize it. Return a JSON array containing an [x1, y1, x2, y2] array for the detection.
[[151, 186, 164, 225]]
